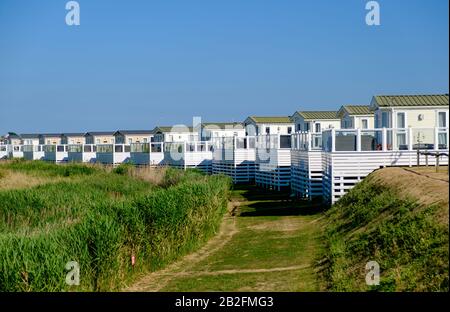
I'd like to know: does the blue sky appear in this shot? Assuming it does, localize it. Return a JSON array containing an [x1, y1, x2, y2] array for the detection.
[[0, 0, 448, 134]]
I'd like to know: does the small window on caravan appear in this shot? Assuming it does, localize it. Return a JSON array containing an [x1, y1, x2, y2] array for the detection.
[[438, 112, 447, 128], [397, 112, 406, 128], [381, 112, 389, 128], [361, 119, 368, 129], [315, 123, 321, 133]]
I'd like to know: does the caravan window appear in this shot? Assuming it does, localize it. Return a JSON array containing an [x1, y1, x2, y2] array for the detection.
[[381, 112, 389, 128], [397, 112, 406, 128], [361, 119, 368, 129], [314, 123, 321, 133], [438, 112, 447, 127]]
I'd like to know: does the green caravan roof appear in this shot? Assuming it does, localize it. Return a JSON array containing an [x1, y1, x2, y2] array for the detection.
[[338, 105, 372, 117], [153, 126, 194, 133], [373, 94, 449, 107], [245, 116, 293, 124], [295, 111, 339, 120]]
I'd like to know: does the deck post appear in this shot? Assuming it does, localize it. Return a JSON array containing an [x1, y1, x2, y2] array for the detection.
[[382, 127, 387, 151], [436, 153, 440, 172], [408, 127, 413, 151], [307, 132, 312, 151], [356, 129, 361, 152], [434, 127, 439, 151], [331, 129, 336, 152]]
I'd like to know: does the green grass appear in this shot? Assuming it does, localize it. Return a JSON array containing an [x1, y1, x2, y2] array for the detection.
[[160, 268, 316, 292], [3, 159, 99, 177], [194, 215, 319, 271], [0, 161, 231, 291], [323, 174, 449, 291], [159, 185, 326, 292]]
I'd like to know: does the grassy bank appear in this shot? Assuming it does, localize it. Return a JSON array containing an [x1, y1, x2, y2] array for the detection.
[[323, 167, 449, 291], [0, 160, 231, 291]]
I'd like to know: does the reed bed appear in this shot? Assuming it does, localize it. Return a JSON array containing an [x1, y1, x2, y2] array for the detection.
[[0, 160, 231, 291]]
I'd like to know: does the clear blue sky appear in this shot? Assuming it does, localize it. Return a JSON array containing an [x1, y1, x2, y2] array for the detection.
[[0, 0, 448, 134]]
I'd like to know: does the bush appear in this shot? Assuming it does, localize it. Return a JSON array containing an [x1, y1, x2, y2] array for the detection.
[[112, 163, 133, 175], [0, 163, 231, 291]]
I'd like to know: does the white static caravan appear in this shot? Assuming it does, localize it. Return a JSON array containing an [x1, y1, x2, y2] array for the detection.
[[212, 136, 257, 183], [290, 131, 324, 200], [39, 133, 68, 163], [85, 131, 115, 145], [114, 130, 153, 145], [61, 133, 85, 145], [62, 133, 96, 163], [163, 141, 213, 173], [39, 133, 62, 145], [21, 134, 44, 161], [67, 144, 97, 163], [200, 122, 246, 141], [112, 129, 160, 166], [370, 94, 449, 149], [0, 143, 7, 159], [338, 105, 374, 130], [130, 142, 164, 166], [90, 130, 129, 164], [290, 111, 340, 133], [322, 94, 449, 204], [290, 111, 340, 199], [85, 131, 121, 164], [96, 144, 132, 164], [6, 133, 23, 158], [255, 134, 292, 191], [242, 117, 294, 190], [243, 116, 294, 136], [152, 126, 199, 143]]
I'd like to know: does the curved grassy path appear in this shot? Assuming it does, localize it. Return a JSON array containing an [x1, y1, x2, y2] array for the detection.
[[127, 185, 326, 292]]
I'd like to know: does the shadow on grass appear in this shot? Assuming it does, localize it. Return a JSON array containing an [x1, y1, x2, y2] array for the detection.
[[232, 184, 327, 217]]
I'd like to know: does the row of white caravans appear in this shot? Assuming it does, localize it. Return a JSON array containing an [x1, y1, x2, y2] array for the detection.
[[1, 94, 449, 204]]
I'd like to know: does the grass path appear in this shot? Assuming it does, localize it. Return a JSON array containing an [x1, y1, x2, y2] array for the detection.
[[125, 185, 326, 292]]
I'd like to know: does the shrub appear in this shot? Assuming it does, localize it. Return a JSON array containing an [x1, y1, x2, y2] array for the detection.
[[112, 163, 133, 175], [0, 163, 231, 291]]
